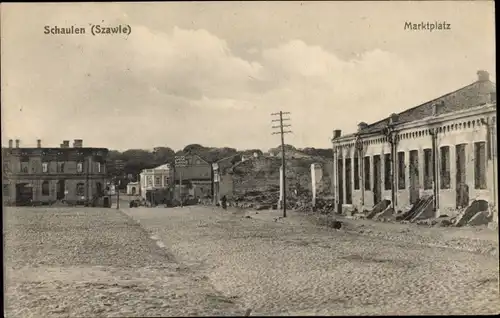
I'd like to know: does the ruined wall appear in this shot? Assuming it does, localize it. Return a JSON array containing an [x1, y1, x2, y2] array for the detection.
[[228, 156, 333, 199]]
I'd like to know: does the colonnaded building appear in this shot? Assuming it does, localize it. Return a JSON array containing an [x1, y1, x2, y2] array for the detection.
[[2, 139, 109, 206], [331, 70, 497, 225]]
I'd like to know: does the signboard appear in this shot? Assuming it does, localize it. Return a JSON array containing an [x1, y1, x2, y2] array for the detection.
[[175, 156, 188, 167], [115, 160, 125, 170]]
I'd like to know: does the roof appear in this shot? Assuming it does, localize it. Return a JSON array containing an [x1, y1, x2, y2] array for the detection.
[[339, 78, 496, 139], [214, 154, 240, 172], [153, 163, 171, 170]]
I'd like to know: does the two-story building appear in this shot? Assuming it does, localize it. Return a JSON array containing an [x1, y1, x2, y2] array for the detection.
[[173, 154, 212, 200], [139, 164, 172, 196], [2, 139, 109, 206], [331, 70, 497, 224], [139, 163, 173, 204]]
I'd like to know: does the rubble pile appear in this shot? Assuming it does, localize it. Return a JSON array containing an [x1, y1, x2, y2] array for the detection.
[[227, 187, 335, 214], [396, 199, 493, 227], [355, 199, 495, 228], [230, 188, 280, 210]]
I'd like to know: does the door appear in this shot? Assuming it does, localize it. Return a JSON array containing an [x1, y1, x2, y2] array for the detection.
[[16, 183, 33, 206], [373, 155, 381, 205], [96, 182, 103, 196], [456, 144, 469, 208], [345, 158, 353, 204], [337, 159, 344, 213], [56, 180, 65, 200], [409, 150, 420, 204]]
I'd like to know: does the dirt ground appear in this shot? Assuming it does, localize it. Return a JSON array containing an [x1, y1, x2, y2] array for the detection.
[[3, 207, 244, 317], [123, 206, 500, 316], [4, 206, 499, 316]]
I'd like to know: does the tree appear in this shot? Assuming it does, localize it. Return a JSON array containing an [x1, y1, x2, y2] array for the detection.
[[230, 155, 242, 165], [153, 147, 175, 164], [183, 144, 205, 154]]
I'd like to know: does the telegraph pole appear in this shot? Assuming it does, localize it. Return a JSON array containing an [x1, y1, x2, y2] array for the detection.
[[272, 111, 292, 217], [180, 170, 183, 208], [116, 180, 120, 209]]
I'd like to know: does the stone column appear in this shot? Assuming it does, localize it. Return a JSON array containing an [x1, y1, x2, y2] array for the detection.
[[333, 148, 338, 210]]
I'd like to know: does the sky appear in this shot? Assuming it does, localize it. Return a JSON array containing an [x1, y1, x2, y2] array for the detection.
[[1, 1, 495, 151]]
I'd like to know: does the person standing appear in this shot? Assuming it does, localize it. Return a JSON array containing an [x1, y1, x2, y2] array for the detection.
[[221, 195, 227, 210]]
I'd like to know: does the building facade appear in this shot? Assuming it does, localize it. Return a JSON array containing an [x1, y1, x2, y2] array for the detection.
[[212, 155, 239, 204], [173, 154, 212, 200], [331, 70, 497, 223], [2, 139, 109, 206], [126, 182, 140, 196], [139, 163, 173, 199]]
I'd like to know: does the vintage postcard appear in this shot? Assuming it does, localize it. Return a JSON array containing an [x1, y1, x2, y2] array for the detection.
[[1, 1, 498, 317]]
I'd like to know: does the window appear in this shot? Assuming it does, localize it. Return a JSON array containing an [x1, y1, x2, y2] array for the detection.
[[364, 157, 371, 190], [474, 142, 487, 189], [155, 176, 161, 186], [3, 184, 9, 196], [423, 149, 433, 190], [147, 176, 153, 187], [440, 146, 451, 189], [58, 162, 65, 173], [42, 181, 50, 196], [97, 162, 101, 173], [353, 156, 360, 190], [42, 162, 49, 173], [76, 183, 85, 196], [384, 154, 392, 190], [20, 157, 29, 173], [163, 175, 169, 186], [397, 152, 406, 190], [77, 162, 83, 173]]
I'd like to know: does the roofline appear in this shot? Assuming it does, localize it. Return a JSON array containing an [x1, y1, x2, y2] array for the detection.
[[364, 79, 494, 130], [3, 147, 109, 151], [332, 102, 496, 144]]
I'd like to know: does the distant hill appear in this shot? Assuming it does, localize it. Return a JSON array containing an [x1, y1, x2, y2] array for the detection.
[[268, 145, 333, 160], [105, 143, 332, 190]]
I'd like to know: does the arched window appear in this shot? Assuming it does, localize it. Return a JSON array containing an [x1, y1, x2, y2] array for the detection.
[[42, 181, 50, 196]]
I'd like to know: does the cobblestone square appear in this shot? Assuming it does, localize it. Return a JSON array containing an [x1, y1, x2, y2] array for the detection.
[[4, 206, 499, 316]]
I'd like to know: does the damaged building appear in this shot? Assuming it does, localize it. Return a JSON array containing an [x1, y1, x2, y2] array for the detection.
[[331, 70, 497, 226], [2, 139, 110, 206]]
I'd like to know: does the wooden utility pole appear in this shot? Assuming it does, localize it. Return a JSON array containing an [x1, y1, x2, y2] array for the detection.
[[114, 160, 125, 210], [116, 181, 120, 209], [179, 170, 183, 208], [272, 111, 292, 217]]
